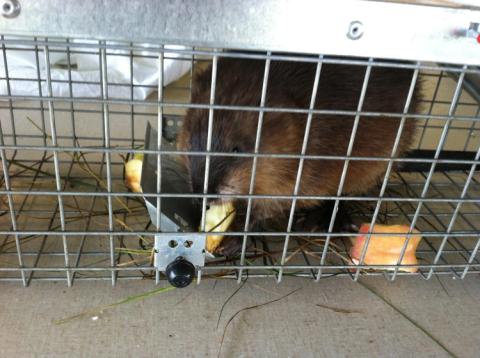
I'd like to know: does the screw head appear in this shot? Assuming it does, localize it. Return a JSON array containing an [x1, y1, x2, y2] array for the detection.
[[347, 21, 364, 40], [1, 0, 20, 18], [165, 257, 195, 288]]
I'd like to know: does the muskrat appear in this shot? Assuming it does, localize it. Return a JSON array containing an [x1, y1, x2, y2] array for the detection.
[[177, 57, 420, 255]]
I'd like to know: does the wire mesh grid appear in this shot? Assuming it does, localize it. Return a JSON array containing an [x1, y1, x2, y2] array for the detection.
[[0, 36, 479, 286]]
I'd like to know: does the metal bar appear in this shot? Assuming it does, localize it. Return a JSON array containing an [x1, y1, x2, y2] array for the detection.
[[3, 189, 480, 204], [416, 71, 444, 150], [1, 154, 478, 175], [316, 60, 373, 281], [417, 99, 478, 108], [155, 48, 164, 285], [0, 44, 195, 61], [70, 151, 107, 283], [99, 43, 116, 286], [71, 191, 102, 283], [43, 44, 72, 286], [0, 262, 477, 272], [397, 67, 468, 281], [0, 246, 472, 257], [0, 103, 476, 126], [238, 54, 271, 282], [2, 269, 478, 283], [3, 229, 477, 238], [200, 53, 218, 231], [419, 190, 475, 269], [0, 46, 177, 58], [427, 147, 480, 279], [462, 237, 480, 278], [12, 170, 477, 185], [431, 172, 480, 266], [5, 69, 478, 109], [392, 175, 460, 278], [129, 42, 135, 148], [1, 38, 480, 73], [0, 75, 185, 90], [33, 37, 48, 148], [1, 35, 16, 146], [0, 122, 26, 286], [65, 39, 77, 147], [0, 107, 159, 120], [26, 154, 78, 286], [462, 106, 480, 151], [0, 37, 50, 283], [3, 93, 480, 123], [9, 208, 480, 220], [355, 66, 420, 281], [0, 207, 145, 216], [278, 55, 323, 283], [4, 90, 480, 126], [189, 49, 194, 103], [3, 151, 48, 285], [4, 144, 480, 167], [392, 166, 462, 277]]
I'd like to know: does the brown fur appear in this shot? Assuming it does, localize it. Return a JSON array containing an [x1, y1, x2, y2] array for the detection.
[[178, 58, 420, 226]]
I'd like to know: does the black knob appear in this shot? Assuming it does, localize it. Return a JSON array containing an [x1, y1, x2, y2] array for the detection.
[[165, 257, 195, 288]]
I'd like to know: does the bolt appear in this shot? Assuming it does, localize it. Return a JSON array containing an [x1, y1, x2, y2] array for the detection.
[[347, 21, 364, 40], [1, 0, 20, 18]]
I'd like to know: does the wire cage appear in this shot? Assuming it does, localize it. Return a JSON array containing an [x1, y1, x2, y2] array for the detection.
[[1, 1, 480, 286]]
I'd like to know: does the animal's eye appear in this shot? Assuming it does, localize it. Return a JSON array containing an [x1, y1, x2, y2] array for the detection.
[[232, 147, 240, 153]]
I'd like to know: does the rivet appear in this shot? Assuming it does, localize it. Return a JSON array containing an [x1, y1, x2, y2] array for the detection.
[[1, 0, 21, 19], [347, 21, 364, 40]]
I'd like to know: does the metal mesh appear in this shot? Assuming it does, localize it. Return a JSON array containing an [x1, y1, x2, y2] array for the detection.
[[0, 36, 479, 286]]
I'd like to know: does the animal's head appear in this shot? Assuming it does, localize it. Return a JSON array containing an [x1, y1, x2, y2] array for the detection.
[[177, 108, 257, 200], [176, 59, 304, 211]]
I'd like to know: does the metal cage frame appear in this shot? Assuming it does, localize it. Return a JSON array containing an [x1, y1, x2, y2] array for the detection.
[[1, 0, 480, 286]]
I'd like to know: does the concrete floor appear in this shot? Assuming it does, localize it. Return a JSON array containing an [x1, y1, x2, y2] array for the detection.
[[1, 275, 479, 357]]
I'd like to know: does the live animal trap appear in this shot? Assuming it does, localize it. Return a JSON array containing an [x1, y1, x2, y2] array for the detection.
[[0, 1, 480, 287]]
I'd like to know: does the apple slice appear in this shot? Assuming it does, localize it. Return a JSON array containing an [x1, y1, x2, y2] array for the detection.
[[124, 153, 144, 193], [349, 224, 422, 273], [204, 201, 235, 253]]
